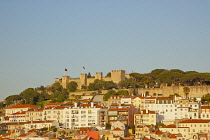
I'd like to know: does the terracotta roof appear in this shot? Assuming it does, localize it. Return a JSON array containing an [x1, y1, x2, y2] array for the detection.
[[112, 128, 123, 131], [144, 97, 156, 99], [162, 124, 176, 128], [133, 95, 143, 99], [179, 119, 210, 123], [44, 106, 67, 110], [201, 106, 210, 109], [155, 130, 163, 135], [122, 96, 132, 98], [11, 111, 26, 115], [0, 113, 5, 116], [142, 136, 154, 140], [5, 104, 38, 109], [27, 108, 44, 111]]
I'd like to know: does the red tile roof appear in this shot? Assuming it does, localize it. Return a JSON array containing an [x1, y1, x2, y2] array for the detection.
[[27, 108, 44, 111], [179, 119, 210, 123], [201, 106, 210, 109], [112, 128, 123, 131], [162, 124, 176, 128], [11, 111, 26, 115], [5, 104, 38, 109], [133, 95, 143, 99]]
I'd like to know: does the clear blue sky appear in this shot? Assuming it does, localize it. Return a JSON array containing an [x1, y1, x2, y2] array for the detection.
[[0, 1, 210, 100]]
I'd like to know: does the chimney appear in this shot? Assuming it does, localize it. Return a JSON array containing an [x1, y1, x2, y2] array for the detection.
[[91, 102, 94, 108], [74, 102, 77, 108]]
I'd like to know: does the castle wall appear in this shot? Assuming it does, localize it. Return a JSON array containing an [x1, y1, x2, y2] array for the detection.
[[55, 70, 126, 90], [69, 78, 81, 88], [137, 86, 210, 98], [111, 70, 126, 83], [87, 78, 95, 87], [102, 77, 112, 82]]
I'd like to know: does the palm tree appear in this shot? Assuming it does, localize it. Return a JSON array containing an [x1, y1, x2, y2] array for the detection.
[[183, 87, 190, 99]]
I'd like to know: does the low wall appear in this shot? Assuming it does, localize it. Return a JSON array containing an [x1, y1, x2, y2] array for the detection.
[[137, 86, 210, 98]]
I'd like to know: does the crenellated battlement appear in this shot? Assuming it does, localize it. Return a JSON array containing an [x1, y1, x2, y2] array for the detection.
[[54, 70, 126, 89]]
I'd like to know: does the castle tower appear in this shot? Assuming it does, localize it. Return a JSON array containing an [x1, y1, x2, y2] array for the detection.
[[80, 74, 87, 89], [111, 70, 126, 83], [95, 72, 102, 80], [62, 76, 70, 88]]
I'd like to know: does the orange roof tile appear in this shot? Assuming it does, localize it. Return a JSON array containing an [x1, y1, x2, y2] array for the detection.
[[112, 128, 123, 131], [179, 119, 210, 123], [162, 124, 176, 128], [201, 106, 210, 109], [5, 104, 38, 109], [11, 111, 26, 115]]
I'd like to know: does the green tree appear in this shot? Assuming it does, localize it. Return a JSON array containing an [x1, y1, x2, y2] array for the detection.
[[183, 87, 190, 98], [5, 95, 21, 105], [88, 79, 103, 91], [118, 79, 137, 89], [103, 90, 116, 101], [129, 73, 144, 82], [201, 93, 210, 104], [48, 82, 63, 92], [117, 90, 129, 96], [145, 91, 149, 96], [103, 81, 117, 90], [67, 81, 78, 92], [87, 72, 92, 78], [81, 84, 86, 90], [0, 102, 5, 109], [150, 69, 166, 78], [20, 88, 40, 105], [106, 72, 111, 77]]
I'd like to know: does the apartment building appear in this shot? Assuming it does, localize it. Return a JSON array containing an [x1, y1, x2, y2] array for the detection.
[[62, 102, 102, 129], [132, 95, 143, 109], [43, 106, 66, 125], [134, 109, 157, 126], [26, 108, 44, 122], [200, 106, 210, 119], [108, 95, 124, 107], [108, 104, 136, 126], [174, 99, 200, 119], [5, 104, 38, 116], [159, 124, 190, 139], [121, 96, 132, 104], [8, 111, 26, 123], [148, 97, 175, 123], [178, 119, 210, 138]]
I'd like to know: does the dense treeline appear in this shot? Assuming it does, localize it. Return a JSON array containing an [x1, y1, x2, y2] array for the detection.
[[127, 69, 210, 88]]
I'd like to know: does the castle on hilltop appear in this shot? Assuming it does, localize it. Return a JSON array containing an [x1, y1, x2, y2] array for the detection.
[[55, 70, 130, 89]]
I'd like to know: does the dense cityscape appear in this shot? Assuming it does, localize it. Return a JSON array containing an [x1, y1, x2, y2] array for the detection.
[[0, 69, 210, 140]]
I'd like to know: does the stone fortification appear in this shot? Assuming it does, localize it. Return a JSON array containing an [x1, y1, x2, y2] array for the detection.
[[138, 86, 210, 98], [54, 70, 126, 89]]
